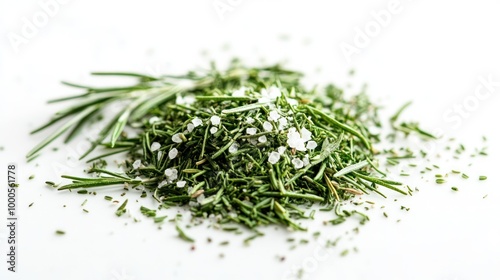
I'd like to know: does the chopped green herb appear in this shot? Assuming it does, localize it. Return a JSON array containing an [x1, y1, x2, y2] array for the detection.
[[176, 223, 195, 243], [26, 60, 487, 248], [115, 199, 128, 217], [154, 215, 168, 223], [140, 206, 156, 217]]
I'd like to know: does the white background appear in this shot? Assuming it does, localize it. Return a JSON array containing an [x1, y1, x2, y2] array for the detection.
[[1, 0, 500, 279]]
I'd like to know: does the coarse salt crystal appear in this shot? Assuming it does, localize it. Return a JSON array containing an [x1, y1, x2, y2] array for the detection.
[[150, 142, 161, 151], [246, 127, 257, 135], [258, 86, 281, 103], [306, 140, 317, 150], [187, 123, 195, 132], [229, 142, 239, 153], [210, 127, 218, 134], [286, 98, 299, 106], [278, 117, 288, 126], [148, 117, 160, 124], [172, 133, 183, 143], [246, 117, 255, 124], [210, 115, 221, 125], [176, 180, 186, 188], [192, 117, 203, 127], [258, 135, 267, 143], [176, 94, 195, 105], [184, 95, 195, 105], [164, 168, 178, 181], [232, 87, 246, 97], [268, 151, 280, 164], [263, 121, 273, 132], [300, 128, 312, 142], [268, 86, 281, 99], [292, 158, 304, 169], [132, 159, 141, 169], [302, 155, 310, 166], [196, 193, 205, 203], [168, 148, 178, 159], [268, 110, 280, 122], [277, 146, 286, 154]]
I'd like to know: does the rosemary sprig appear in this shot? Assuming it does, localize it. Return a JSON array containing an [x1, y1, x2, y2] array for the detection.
[[31, 61, 413, 232]]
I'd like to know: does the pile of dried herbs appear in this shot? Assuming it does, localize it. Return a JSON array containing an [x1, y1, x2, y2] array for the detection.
[[28, 60, 426, 232]]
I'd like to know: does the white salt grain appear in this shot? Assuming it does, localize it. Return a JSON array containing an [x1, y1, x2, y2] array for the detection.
[[258, 135, 267, 143], [172, 133, 183, 143], [210, 127, 218, 134], [150, 142, 161, 151], [132, 159, 141, 169], [278, 117, 288, 129], [263, 121, 273, 132], [148, 117, 160, 124], [176, 181, 187, 188], [187, 123, 195, 132], [268, 151, 280, 164], [246, 127, 257, 135], [269, 110, 280, 122], [245, 117, 255, 124], [168, 148, 178, 159], [229, 142, 239, 154], [306, 140, 317, 150], [292, 158, 304, 169], [277, 146, 286, 154], [232, 87, 246, 97], [210, 115, 221, 125], [164, 168, 178, 181], [302, 155, 310, 166], [192, 117, 203, 127], [300, 128, 312, 142]]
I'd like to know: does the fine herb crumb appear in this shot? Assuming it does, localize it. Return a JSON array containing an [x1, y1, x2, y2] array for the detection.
[[479, 176, 487, 181], [55, 230, 65, 235]]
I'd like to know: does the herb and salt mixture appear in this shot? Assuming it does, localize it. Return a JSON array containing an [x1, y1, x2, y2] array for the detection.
[[29, 60, 438, 233]]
